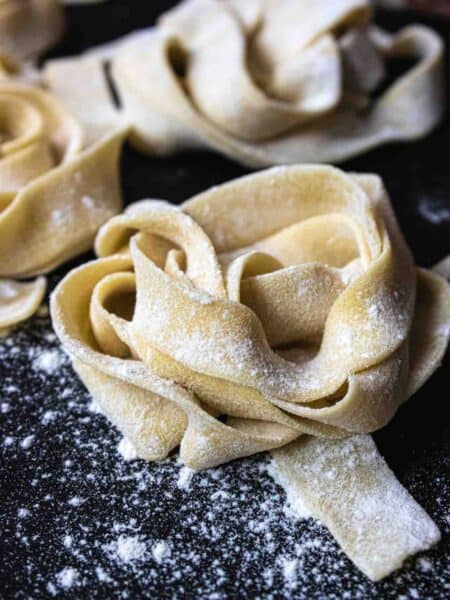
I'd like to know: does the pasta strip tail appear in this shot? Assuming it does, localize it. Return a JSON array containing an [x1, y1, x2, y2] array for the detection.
[[271, 434, 440, 581]]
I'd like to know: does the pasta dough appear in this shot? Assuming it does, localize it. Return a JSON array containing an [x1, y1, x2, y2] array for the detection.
[[51, 165, 450, 579], [0, 0, 63, 60], [0, 77, 126, 331], [44, 0, 444, 166]]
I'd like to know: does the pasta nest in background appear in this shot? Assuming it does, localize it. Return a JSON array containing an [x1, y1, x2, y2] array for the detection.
[[45, 0, 444, 166], [0, 79, 125, 330]]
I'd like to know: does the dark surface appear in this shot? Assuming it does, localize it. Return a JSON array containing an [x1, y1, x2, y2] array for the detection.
[[1, 1, 450, 598]]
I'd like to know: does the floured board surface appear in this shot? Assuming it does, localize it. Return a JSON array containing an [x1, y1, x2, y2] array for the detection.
[[1, 1, 450, 598]]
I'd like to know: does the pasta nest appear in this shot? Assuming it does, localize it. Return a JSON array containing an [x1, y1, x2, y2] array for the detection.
[[45, 0, 444, 166], [0, 80, 125, 330], [51, 165, 450, 469]]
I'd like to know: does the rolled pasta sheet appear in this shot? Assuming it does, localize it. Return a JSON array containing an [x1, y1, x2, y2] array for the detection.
[[51, 165, 450, 578], [0, 76, 126, 330], [44, 0, 444, 166]]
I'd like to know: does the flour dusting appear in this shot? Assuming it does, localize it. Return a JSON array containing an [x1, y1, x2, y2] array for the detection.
[[115, 535, 147, 563], [152, 541, 170, 564], [56, 567, 79, 590], [117, 437, 139, 461], [1, 302, 449, 598], [32, 349, 65, 374], [177, 465, 195, 491]]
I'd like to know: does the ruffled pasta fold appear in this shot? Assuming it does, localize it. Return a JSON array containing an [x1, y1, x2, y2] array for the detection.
[[0, 78, 126, 331], [51, 165, 450, 580], [44, 0, 444, 166]]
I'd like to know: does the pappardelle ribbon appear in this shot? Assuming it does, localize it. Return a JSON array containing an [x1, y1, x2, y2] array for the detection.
[[44, 0, 444, 166], [51, 165, 450, 580]]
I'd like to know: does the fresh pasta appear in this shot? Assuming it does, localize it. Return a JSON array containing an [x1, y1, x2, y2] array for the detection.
[[51, 165, 450, 580]]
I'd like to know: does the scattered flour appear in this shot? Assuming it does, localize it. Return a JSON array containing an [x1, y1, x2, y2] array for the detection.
[[68, 496, 84, 507], [20, 435, 35, 450], [41, 410, 56, 425], [177, 466, 195, 491], [95, 566, 111, 582], [0, 281, 18, 300], [115, 535, 147, 563], [416, 557, 433, 573], [51, 209, 67, 226], [152, 541, 170, 564], [81, 195, 96, 209], [418, 196, 450, 224], [56, 567, 79, 590], [117, 437, 139, 461], [280, 557, 298, 587], [368, 302, 382, 318], [32, 349, 65, 375], [89, 399, 102, 413]]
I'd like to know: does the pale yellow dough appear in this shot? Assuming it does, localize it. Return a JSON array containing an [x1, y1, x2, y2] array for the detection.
[[0, 0, 63, 61], [51, 165, 450, 580], [0, 77, 126, 331], [44, 0, 444, 166]]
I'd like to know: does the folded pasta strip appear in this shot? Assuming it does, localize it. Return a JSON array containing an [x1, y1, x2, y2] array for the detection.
[[44, 0, 445, 166], [51, 165, 450, 580]]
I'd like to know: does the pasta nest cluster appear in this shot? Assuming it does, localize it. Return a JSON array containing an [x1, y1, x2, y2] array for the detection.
[[51, 166, 450, 469], [44, 0, 444, 166], [0, 79, 124, 330]]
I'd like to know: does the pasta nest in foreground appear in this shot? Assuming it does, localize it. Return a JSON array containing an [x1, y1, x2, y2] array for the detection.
[[51, 165, 450, 470]]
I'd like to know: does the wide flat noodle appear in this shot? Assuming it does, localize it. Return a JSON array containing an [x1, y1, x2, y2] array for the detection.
[[44, 0, 444, 166], [0, 76, 126, 330], [271, 435, 440, 581]]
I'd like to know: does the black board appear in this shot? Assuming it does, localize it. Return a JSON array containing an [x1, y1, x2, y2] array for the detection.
[[1, 1, 449, 598]]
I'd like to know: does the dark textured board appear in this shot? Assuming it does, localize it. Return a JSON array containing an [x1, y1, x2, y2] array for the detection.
[[1, 1, 449, 598]]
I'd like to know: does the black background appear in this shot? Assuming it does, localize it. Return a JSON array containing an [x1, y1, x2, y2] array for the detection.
[[1, 1, 449, 598]]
